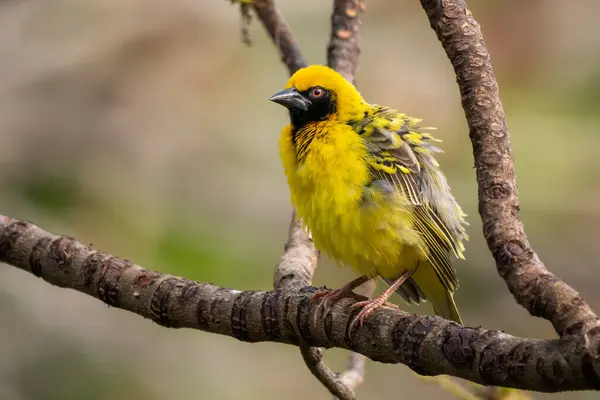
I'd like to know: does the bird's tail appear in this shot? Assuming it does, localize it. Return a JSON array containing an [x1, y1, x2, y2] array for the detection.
[[431, 290, 462, 325], [393, 261, 463, 324]]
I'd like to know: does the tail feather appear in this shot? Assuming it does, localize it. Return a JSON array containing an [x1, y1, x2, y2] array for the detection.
[[432, 291, 462, 324]]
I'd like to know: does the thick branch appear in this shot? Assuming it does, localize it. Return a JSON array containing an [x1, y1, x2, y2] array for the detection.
[[418, 0, 600, 338], [2, 216, 600, 392]]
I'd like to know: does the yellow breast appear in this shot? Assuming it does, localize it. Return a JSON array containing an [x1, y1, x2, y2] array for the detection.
[[279, 122, 425, 279]]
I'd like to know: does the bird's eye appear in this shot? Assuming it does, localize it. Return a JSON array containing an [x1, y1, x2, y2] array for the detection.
[[311, 87, 324, 98]]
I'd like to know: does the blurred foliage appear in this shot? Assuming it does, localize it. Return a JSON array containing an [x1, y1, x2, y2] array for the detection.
[[8, 172, 82, 216], [14, 345, 155, 400], [1, 0, 599, 399]]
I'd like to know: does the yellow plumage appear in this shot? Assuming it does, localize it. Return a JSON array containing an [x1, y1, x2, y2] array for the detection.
[[271, 65, 468, 324]]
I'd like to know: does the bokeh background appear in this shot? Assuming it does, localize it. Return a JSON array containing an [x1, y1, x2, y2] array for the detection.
[[1, 0, 599, 399]]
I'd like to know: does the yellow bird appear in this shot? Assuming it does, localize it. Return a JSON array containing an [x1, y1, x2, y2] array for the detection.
[[270, 65, 468, 327]]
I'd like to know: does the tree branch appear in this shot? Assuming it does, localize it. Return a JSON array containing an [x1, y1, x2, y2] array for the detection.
[[300, 345, 356, 400], [1, 215, 600, 392], [251, 0, 307, 74], [275, 213, 356, 399], [418, 0, 600, 338], [247, 1, 364, 397], [273, 211, 318, 290], [2, 0, 600, 397], [334, 279, 375, 394], [249, 0, 369, 397], [327, 0, 363, 83], [313, 1, 368, 397]]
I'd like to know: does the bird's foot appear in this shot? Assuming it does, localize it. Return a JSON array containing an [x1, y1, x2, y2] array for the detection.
[[348, 297, 399, 336], [311, 287, 368, 325], [347, 269, 415, 338]]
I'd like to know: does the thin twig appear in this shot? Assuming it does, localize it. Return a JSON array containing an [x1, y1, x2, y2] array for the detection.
[[247, 1, 355, 397], [301, 1, 368, 398], [251, 0, 368, 396], [300, 345, 356, 400], [328, 0, 363, 83], [274, 211, 319, 290], [251, 0, 307, 74]]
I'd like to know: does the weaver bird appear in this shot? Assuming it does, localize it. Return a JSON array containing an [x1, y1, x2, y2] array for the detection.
[[270, 65, 468, 329]]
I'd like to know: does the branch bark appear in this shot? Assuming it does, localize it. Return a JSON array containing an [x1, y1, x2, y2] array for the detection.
[[1, 215, 599, 392], [419, 0, 600, 362], [313, 2, 370, 397], [2, 0, 600, 397], [248, 1, 366, 397]]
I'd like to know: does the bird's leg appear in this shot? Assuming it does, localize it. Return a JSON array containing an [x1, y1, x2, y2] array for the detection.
[[311, 275, 372, 324], [312, 275, 371, 304], [348, 269, 415, 335]]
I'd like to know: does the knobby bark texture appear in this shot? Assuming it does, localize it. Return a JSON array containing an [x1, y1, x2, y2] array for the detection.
[[1, 216, 599, 392], [420, 0, 600, 338], [2, 0, 600, 397], [419, 0, 600, 382]]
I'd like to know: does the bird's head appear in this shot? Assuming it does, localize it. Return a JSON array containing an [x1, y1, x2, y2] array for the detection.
[[269, 65, 365, 128]]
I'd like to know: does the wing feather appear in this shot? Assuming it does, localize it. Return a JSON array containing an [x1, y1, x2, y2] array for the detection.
[[356, 106, 465, 293]]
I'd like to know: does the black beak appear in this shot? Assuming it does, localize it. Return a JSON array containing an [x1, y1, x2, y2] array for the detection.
[[269, 87, 311, 111]]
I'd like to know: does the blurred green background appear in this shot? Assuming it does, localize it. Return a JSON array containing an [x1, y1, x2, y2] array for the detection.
[[1, 0, 599, 399]]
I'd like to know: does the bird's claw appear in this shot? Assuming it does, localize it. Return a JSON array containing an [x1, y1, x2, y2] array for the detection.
[[348, 299, 398, 338], [310, 288, 368, 325]]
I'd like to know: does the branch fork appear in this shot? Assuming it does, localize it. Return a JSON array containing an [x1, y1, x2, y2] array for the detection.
[[1, 1, 599, 399]]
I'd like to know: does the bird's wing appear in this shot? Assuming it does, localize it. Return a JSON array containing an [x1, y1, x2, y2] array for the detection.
[[355, 106, 462, 292]]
